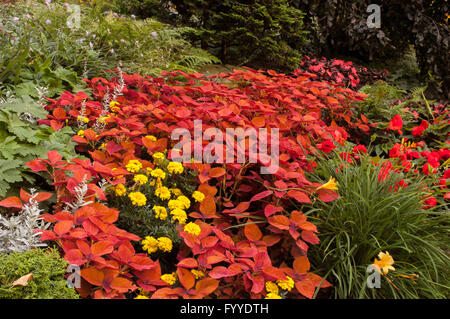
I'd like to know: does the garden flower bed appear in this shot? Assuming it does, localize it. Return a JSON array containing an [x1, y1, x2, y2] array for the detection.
[[0, 0, 448, 301]]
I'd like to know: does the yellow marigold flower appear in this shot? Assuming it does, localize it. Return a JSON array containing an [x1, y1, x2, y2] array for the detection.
[[99, 143, 106, 150], [184, 222, 201, 236], [134, 295, 149, 299], [98, 115, 110, 124], [77, 115, 89, 123], [373, 251, 395, 275], [277, 276, 294, 291], [170, 188, 182, 196], [191, 269, 205, 279], [177, 195, 191, 209], [161, 273, 177, 286], [316, 176, 338, 191], [170, 208, 187, 224], [134, 174, 148, 185], [114, 184, 127, 197], [265, 281, 279, 295], [126, 159, 142, 173], [153, 206, 168, 220], [77, 130, 85, 137], [145, 135, 157, 142], [155, 186, 171, 200], [192, 191, 205, 203], [129, 191, 147, 206], [110, 101, 120, 108], [152, 152, 165, 163], [157, 237, 173, 252], [151, 168, 166, 180], [142, 236, 158, 254], [168, 199, 185, 211], [167, 161, 184, 174], [265, 292, 282, 299]]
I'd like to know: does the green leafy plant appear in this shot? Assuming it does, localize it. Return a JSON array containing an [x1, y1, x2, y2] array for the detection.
[[0, 96, 79, 197], [0, 0, 218, 98], [305, 154, 450, 299], [0, 248, 79, 299]]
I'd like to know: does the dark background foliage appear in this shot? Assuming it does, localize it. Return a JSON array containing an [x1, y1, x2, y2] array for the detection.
[[292, 0, 449, 100]]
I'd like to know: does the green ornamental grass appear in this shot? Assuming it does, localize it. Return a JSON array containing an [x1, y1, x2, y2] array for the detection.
[[306, 154, 450, 299]]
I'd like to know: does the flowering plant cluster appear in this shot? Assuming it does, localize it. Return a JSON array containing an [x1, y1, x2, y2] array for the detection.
[[1, 65, 446, 299], [6, 68, 370, 299], [294, 56, 388, 89]]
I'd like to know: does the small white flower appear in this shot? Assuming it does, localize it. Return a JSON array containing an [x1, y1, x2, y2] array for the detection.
[[151, 31, 158, 38]]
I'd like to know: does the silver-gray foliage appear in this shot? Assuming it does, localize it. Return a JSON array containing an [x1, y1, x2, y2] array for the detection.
[[0, 189, 49, 254]]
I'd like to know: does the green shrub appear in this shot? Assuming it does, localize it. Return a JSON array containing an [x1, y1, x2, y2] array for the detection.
[[0, 248, 79, 299], [161, 0, 308, 70], [305, 155, 450, 299]]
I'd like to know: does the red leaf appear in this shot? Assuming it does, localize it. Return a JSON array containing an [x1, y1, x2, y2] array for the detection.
[[47, 151, 63, 164], [201, 236, 219, 249], [80, 268, 104, 287], [65, 249, 87, 265], [262, 266, 286, 281], [250, 273, 265, 294], [110, 277, 136, 293], [209, 167, 226, 178], [293, 256, 310, 274], [54, 220, 73, 236], [296, 279, 316, 299], [268, 215, 290, 230], [244, 221, 262, 242], [251, 116, 266, 128], [91, 241, 114, 256], [25, 159, 47, 172], [34, 192, 54, 202], [195, 278, 219, 296], [208, 266, 229, 279], [287, 190, 311, 204], [199, 196, 217, 218], [250, 190, 273, 202], [301, 230, 320, 245], [53, 107, 67, 120], [0, 196, 22, 209], [19, 189, 31, 202], [264, 204, 283, 217], [317, 189, 339, 202], [177, 267, 195, 290], [177, 258, 198, 269], [129, 256, 154, 271]]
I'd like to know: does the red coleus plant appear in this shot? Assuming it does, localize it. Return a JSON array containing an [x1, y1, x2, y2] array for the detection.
[[20, 151, 172, 299], [295, 56, 388, 89], [27, 69, 368, 298], [0, 188, 53, 210]]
